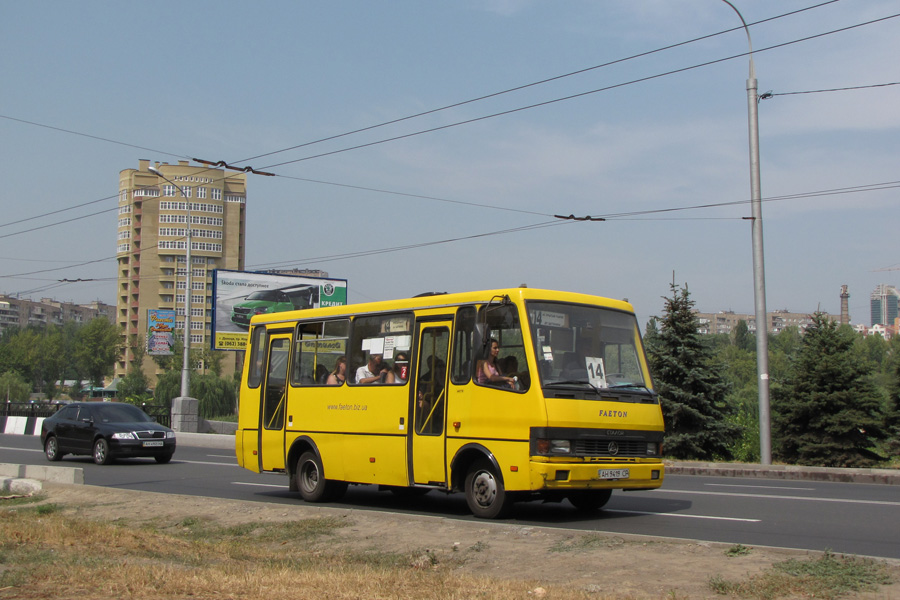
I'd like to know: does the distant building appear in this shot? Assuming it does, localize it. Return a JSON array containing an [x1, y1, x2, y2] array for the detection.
[[870, 284, 900, 327], [0, 295, 115, 333], [265, 268, 329, 279], [693, 309, 835, 336], [116, 160, 247, 380]]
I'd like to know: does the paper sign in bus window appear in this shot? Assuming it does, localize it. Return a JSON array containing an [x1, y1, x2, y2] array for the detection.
[[586, 356, 606, 388]]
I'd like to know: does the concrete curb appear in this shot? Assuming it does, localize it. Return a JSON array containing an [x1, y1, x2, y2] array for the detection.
[[176, 432, 235, 450], [666, 461, 900, 485], [0, 463, 84, 485]]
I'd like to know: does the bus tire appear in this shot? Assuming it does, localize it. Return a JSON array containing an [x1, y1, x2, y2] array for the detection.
[[464, 459, 512, 519], [295, 451, 346, 503], [567, 489, 612, 511]]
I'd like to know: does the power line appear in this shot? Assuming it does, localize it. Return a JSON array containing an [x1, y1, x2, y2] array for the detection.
[[5, 178, 895, 285], [233, 1, 843, 167], [0, 114, 190, 160], [768, 81, 900, 97], [260, 11, 900, 170], [0, 3, 875, 236]]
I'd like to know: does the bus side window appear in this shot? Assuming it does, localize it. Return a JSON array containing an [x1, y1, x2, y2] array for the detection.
[[291, 320, 350, 387], [475, 304, 529, 392], [247, 326, 266, 389], [348, 313, 413, 385], [451, 306, 476, 384]]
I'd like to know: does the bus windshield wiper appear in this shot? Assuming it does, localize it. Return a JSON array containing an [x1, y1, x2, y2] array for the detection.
[[543, 380, 602, 395]]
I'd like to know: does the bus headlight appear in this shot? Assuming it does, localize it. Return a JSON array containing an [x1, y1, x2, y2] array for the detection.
[[536, 439, 571, 455]]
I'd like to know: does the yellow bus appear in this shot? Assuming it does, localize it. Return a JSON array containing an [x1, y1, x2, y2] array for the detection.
[[236, 287, 664, 518]]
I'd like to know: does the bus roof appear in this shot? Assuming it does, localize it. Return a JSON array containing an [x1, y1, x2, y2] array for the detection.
[[249, 287, 636, 327]]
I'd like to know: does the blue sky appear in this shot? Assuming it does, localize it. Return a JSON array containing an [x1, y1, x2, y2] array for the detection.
[[1, 0, 898, 328]]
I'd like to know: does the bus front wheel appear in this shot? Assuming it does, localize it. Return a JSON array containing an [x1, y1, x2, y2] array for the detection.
[[567, 489, 612, 511], [295, 451, 347, 503], [464, 459, 513, 519]]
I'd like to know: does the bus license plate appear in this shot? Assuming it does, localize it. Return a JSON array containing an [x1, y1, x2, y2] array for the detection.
[[598, 468, 629, 480], [143, 441, 164, 447]]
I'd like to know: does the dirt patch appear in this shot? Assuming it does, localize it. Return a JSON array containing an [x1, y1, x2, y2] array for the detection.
[[30, 483, 900, 599]]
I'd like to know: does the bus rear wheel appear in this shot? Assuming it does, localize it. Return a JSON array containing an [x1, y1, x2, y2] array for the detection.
[[295, 451, 347, 503], [567, 489, 612, 511], [464, 459, 513, 519]]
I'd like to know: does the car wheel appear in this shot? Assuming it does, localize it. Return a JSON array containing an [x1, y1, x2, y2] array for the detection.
[[567, 489, 613, 511], [93, 438, 114, 465], [44, 435, 63, 462], [464, 459, 513, 519], [295, 451, 346, 502], [155, 453, 174, 464]]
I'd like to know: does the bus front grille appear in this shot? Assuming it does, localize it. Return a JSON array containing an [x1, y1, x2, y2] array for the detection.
[[574, 439, 648, 458]]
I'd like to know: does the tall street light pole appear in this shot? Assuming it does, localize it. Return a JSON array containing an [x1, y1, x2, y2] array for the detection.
[[721, 0, 771, 464], [148, 165, 193, 399]]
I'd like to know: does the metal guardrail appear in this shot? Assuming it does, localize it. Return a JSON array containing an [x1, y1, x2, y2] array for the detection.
[[2, 401, 171, 428]]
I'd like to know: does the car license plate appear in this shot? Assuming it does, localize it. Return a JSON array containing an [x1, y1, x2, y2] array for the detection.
[[598, 468, 629, 480], [143, 440, 164, 447]]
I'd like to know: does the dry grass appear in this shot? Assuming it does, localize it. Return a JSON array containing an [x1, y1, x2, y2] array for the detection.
[[0, 501, 597, 600]]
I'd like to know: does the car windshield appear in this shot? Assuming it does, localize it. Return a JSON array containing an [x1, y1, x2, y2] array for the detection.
[[527, 301, 648, 391], [94, 404, 153, 424]]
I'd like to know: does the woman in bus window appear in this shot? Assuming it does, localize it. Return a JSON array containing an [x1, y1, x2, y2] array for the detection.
[[326, 356, 347, 385], [477, 339, 516, 388]]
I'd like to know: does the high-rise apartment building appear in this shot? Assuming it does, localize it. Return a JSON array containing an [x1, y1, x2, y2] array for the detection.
[[870, 284, 900, 327], [116, 159, 246, 379]]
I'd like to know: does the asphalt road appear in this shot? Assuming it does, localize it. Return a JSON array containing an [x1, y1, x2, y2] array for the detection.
[[3, 433, 899, 560]]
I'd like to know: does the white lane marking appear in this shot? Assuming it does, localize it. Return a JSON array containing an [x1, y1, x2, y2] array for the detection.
[[181, 460, 243, 467], [233, 481, 286, 489], [662, 489, 900, 507], [0, 445, 43, 453], [207, 455, 237, 459], [706, 483, 814, 491], [605, 509, 759, 522]]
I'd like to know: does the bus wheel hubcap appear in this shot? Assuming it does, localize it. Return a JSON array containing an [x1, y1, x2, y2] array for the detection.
[[473, 471, 497, 507]]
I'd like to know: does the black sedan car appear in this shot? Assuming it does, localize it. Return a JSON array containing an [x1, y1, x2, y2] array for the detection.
[[41, 402, 176, 465]]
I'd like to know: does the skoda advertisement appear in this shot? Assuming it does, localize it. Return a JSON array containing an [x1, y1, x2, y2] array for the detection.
[[212, 270, 347, 351]]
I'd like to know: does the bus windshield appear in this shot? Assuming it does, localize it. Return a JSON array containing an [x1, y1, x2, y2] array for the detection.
[[527, 302, 649, 393]]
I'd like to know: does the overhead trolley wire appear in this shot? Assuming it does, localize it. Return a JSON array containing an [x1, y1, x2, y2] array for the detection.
[[260, 11, 900, 170]]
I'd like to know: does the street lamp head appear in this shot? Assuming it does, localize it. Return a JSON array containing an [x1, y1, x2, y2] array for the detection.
[[148, 165, 162, 176]]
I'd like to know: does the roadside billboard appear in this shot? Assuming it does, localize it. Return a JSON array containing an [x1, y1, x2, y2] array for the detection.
[[147, 309, 176, 356], [211, 269, 348, 351]]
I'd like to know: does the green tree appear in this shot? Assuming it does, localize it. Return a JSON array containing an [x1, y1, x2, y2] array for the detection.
[[732, 320, 754, 352], [0, 370, 31, 402], [118, 336, 151, 404], [645, 282, 740, 460], [74, 318, 121, 389], [154, 370, 236, 418], [772, 313, 886, 467]]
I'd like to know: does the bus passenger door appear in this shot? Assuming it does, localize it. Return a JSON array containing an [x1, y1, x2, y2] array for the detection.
[[259, 334, 291, 472], [411, 322, 450, 485]]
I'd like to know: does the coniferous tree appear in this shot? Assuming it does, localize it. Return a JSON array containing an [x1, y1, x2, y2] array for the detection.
[[645, 282, 739, 460], [773, 313, 886, 467]]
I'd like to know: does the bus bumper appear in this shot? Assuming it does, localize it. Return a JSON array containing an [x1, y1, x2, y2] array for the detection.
[[529, 461, 664, 491]]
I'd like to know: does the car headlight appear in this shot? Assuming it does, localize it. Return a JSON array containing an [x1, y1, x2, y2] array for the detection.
[[166, 431, 176, 439], [111, 432, 137, 440]]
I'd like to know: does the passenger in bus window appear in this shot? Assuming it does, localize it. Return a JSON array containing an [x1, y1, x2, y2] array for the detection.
[[477, 339, 516, 388], [315, 364, 329, 384], [386, 352, 409, 384], [326, 356, 347, 385], [356, 353, 389, 384]]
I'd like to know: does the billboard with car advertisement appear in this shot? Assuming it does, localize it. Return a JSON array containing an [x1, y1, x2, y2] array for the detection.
[[211, 269, 348, 351]]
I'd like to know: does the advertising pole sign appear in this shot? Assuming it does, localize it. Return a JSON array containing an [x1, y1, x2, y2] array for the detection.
[[147, 309, 176, 356], [211, 269, 348, 351]]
